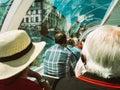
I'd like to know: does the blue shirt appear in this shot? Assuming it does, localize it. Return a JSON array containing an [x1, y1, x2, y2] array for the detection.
[[71, 46, 81, 60], [67, 45, 81, 61], [43, 44, 77, 78]]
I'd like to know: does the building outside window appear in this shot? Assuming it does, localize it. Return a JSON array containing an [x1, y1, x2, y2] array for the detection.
[[26, 17, 29, 23], [36, 16, 39, 22]]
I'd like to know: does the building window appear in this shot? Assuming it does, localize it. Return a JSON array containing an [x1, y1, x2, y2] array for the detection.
[[26, 17, 29, 23], [36, 17, 39, 22], [35, 2, 40, 7], [36, 9, 38, 14], [31, 10, 33, 14]]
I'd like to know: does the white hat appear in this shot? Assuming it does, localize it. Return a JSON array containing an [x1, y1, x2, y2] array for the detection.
[[0, 30, 46, 79]]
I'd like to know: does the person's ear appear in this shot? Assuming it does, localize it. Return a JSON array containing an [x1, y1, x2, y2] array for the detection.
[[81, 54, 86, 65]]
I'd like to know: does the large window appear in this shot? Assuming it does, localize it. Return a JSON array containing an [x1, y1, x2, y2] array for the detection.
[[0, 0, 13, 30], [0, 0, 117, 70]]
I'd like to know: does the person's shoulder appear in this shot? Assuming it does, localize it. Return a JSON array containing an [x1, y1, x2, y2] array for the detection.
[[72, 46, 81, 51], [65, 48, 72, 55]]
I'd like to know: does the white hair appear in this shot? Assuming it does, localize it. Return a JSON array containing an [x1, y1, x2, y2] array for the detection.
[[72, 37, 78, 45], [82, 25, 120, 78]]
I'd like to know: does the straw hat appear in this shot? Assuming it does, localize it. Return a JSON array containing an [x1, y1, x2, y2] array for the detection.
[[0, 30, 46, 79]]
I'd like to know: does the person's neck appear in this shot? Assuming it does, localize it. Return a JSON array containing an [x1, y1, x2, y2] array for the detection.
[[61, 43, 66, 47]]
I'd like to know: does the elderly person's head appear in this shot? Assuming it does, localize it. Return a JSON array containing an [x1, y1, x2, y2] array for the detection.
[[82, 25, 120, 78]]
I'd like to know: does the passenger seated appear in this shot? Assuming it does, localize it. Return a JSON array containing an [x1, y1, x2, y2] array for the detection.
[[0, 30, 48, 90], [55, 25, 120, 90], [66, 37, 81, 61], [43, 32, 77, 89]]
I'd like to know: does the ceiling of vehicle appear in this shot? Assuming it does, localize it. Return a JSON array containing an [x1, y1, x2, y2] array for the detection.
[[45, 0, 113, 34], [46, 0, 112, 25], [101, 0, 120, 25], [0, 0, 33, 32], [1, 0, 119, 33]]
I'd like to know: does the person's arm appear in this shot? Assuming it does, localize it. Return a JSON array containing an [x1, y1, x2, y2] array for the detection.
[[28, 69, 51, 90], [67, 53, 78, 76], [69, 53, 77, 70], [28, 68, 42, 81]]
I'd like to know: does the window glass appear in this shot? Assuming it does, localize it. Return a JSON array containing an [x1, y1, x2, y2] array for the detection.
[[0, 0, 114, 69], [0, 0, 13, 30]]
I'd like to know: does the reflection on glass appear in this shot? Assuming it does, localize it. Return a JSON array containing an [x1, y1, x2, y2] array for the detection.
[[0, 0, 113, 70], [0, 0, 13, 29]]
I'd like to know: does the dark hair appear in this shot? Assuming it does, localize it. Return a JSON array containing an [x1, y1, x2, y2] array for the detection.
[[67, 38, 74, 45], [55, 32, 67, 44]]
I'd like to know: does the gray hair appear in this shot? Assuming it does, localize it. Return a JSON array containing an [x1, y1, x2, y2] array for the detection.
[[82, 25, 120, 78]]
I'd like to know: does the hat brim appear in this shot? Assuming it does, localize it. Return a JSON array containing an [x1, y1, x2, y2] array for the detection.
[[0, 41, 46, 79]]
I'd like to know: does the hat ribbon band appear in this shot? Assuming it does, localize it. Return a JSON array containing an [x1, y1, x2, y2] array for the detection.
[[0, 42, 33, 62]]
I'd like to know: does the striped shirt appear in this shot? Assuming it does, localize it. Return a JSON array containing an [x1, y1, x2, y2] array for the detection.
[[43, 44, 77, 78]]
